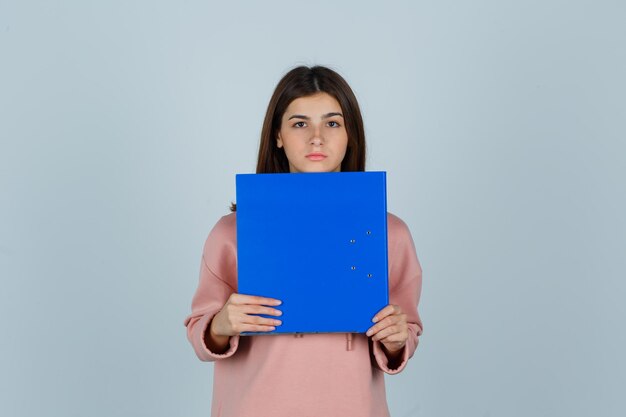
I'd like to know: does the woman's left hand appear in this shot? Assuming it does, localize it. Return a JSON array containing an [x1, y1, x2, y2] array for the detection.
[[366, 304, 408, 354]]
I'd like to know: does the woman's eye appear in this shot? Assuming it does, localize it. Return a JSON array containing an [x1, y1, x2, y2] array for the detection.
[[328, 121, 341, 127], [293, 121, 306, 128]]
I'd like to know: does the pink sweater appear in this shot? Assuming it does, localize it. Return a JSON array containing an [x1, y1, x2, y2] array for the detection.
[[184, 212, 423, 417]]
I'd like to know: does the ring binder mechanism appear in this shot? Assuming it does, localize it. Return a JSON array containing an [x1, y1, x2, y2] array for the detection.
[[236, 171, 389, 334]]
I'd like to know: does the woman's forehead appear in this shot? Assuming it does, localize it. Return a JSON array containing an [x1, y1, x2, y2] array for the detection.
[[285, 92, 342, 114]]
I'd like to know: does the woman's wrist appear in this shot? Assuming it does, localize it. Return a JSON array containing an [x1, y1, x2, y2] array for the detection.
[[204, 318, 230, 354], [380, 342, 405, 368]]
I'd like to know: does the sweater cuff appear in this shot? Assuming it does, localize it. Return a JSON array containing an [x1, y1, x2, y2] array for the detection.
[[372, 340, 409, 374], [196, 312, 240, 360]]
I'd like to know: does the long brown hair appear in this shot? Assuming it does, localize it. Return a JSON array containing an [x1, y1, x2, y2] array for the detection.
[[231, 66, 367, 211]]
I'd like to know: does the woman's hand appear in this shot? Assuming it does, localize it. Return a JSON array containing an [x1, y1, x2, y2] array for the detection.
[[206, 293, 282, 353], [366, 304, 408, 355]]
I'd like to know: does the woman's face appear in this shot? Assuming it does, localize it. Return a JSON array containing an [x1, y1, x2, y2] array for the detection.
[[277, 92, 348, 173]]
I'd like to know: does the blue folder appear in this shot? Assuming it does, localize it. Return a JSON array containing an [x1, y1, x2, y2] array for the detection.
[[236, 171, 389, 334]]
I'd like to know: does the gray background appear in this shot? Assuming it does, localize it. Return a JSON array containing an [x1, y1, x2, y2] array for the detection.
[[1, 1, 625, 416]]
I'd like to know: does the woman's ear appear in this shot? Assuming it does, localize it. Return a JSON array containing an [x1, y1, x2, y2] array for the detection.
[[276, 132, 283, 149]]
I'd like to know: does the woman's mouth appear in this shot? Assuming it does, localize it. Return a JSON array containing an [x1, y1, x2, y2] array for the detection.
[[306, 152, 327, 161]]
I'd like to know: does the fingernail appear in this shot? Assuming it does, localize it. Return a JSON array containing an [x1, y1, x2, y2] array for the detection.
[[269, 326, 276, 331], [372, 316, 379, 323], [274, 320, 282, 325], [366, 330, 372, 336], [275, 310, 283, 316], [275, 300, 282, 305]]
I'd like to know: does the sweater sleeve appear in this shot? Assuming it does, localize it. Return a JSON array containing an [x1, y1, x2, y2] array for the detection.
[[372, 214, 423, 374], [183, 214, 240, 362]]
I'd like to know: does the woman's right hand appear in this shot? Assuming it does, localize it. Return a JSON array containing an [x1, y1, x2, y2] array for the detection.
[[206, 294, 282, 352]]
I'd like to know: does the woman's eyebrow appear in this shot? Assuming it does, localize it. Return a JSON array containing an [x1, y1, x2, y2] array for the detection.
[[288, 114, 310, 120], [323, 112, 344, 119]]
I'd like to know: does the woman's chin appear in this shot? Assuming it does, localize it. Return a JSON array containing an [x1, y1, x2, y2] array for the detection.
[[290, 162, 342, 174], [290, 165, 330, 174]]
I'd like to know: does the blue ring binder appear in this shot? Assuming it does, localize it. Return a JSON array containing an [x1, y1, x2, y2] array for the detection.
[[236, 171, 389, 334]]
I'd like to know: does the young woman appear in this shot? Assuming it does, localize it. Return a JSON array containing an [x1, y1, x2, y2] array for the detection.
[[184, 66, 423, 417]]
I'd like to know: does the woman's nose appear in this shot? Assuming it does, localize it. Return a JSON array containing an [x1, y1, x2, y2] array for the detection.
[[310, 136, 322, 146], [310, 127, 323, 146]]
